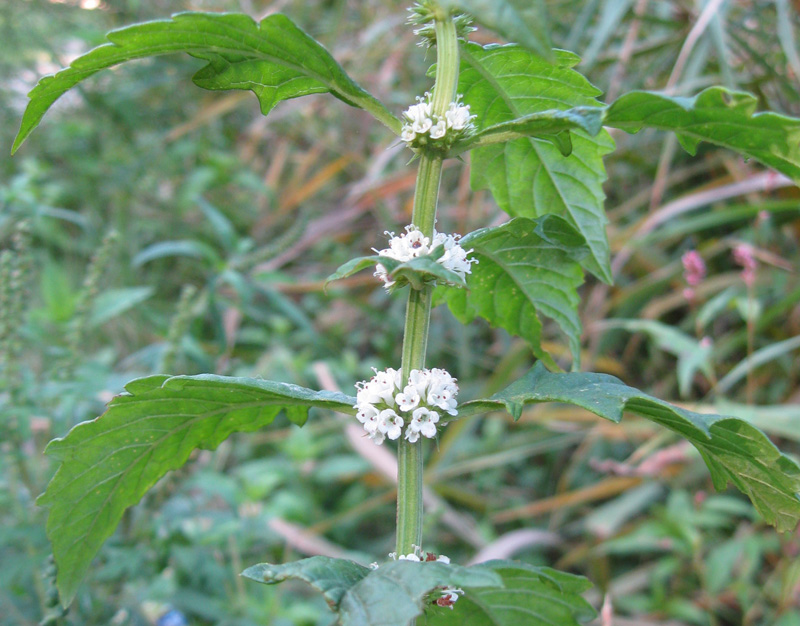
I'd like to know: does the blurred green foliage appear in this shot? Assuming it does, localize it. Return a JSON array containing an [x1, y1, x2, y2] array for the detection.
[[2, 1, 799, 624]]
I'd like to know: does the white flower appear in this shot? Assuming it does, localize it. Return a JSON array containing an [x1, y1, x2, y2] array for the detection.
[[372, 226, 475, 291], [395, 384, 421, 412], [435, 587, 464, 609], [354, 366, 457, 445], [429, 119, 447, 139], [405, 427, 421, 443], [368, 429, 386, 445], [410, 407, 440, 439], [401, 94, 474, 147], [445, 100, 474, 131], [400, 126, 416, 143], [355, 402, 379, 424], [398, 553, 421, 562], [378, 409, 404, 440]]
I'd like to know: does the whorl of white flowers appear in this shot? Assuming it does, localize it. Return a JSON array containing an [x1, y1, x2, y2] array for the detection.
[[354, 367, 459, 445], [401, 93, 475, 150], [373, 224, 476, 289]]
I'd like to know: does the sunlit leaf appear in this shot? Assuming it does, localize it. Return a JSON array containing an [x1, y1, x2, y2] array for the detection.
[[451, 106, 606, 157], [605, 87, 800, 184], [327, 250, 466, 292], [439, 216, 589, 367], [459, 44, 613, 282], [12, 12, 399, 153], [462, 363, 800, 531], [38, 375, 356, 605], [426, 561, 596, 625], [245, 557, 503, 625]]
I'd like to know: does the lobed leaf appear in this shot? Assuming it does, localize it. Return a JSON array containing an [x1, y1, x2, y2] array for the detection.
[[243, 557, 371, 610], [459, 44, 613, 283], [438, 0, 554, 62], [450, 106, 606, 157], [461, 363, 800, 532], [439, 216, 589, 367], [12, 12, 399, 153], [425, 560, 596, 625], [604, 87, 800, 184], [327, 251, 466, 291], [37, 375, 356, 605], [245, 557, 503, 626]]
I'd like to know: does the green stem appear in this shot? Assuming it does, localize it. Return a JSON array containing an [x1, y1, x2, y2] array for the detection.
[[395, 12, 459, 557]]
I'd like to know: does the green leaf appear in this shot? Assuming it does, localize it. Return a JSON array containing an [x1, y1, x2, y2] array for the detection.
[[327, 252, 466, 291], [451, 106, 606, 157], [459, 44, 614, 282], [340, 561, 501, 625], [461, 363, 800, 531], [440, 216, 588, 367], [425, 560, 596, 625], [12, 12, 399, 153], [131, 239, 223, 268], [243, 557, 371, 610], [37, 375, 356, 606], [604, 87, 800, 184], [438, 0, 554, 62], [88, 286, 155, 327], [245, 557, 503, 625]]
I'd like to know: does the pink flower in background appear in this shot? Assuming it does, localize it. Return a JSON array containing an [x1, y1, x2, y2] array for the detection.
[[681, 250, 706, 302], [733, 244, 757, 287]]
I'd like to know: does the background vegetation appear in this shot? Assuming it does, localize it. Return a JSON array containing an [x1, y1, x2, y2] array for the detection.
[[2, 1, 799, 624]]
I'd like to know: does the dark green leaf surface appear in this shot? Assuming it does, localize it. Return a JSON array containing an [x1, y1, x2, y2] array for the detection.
[[339, 561, 502, 626], [12, 12, 399, 153], [439, 0, 554, 62], [461, 364, 800, 531], [37, 375, 356, 605], [245, 558, 503, 625], [327, 252, 466, 290], [451, 106, 606, 157], [243, 557, 371, 610], [440, 216, 588, 367], [604, 87, 800, 184], [425, 561, 596, 625], [459, 44, 613, 282]]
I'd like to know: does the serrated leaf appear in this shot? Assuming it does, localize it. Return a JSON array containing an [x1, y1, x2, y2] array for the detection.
[[243, 557, 371, 610], [327, 251, 466, 291], [339, 561, 502, 626], [12, 12, 399, 153], [604, 87, 800, 184], [459, 44, 614, 282], [37, 375, 356, 606], [439, 216, 588, 367], [425, 560, 596, 625], [245, 557, 503, 625], [461, 363, 800, 531], [439, 0, 554, 62], [451, 106, 606, 157]]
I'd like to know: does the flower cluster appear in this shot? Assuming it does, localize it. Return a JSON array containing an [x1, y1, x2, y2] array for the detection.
[[373, 225, 476, 290], [401, 93, 475, 151], [407, 3, 475, 48], [354, 367, 458, 445]]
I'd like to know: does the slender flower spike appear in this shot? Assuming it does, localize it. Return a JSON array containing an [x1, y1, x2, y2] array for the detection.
[[353, 367, 458, 445], [373, 224, 477, 291], [400, 93, 476, 153]]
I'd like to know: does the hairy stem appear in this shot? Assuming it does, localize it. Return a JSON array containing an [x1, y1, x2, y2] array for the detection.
[[395, 12, 459, 557]]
